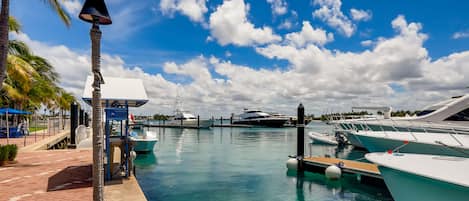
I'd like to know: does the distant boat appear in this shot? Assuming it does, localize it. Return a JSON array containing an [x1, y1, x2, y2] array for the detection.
[[308, 131, 338, 145], [166, 110, 212, 128], [232, 109, 289, 127], [366, 152, 469, 201], [130, 131, 158, 153]]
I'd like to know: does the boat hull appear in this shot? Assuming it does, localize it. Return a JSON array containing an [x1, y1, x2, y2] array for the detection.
[[355, 133, 469, 157], [232, 119, 288, 127], [132, 139, 157, 153], [344, 131, 365, 148], [379, 166, 469, 201], [308, 132, 338, 145]]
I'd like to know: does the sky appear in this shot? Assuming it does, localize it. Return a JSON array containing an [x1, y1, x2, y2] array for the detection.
[[9, 0, 469, 117]]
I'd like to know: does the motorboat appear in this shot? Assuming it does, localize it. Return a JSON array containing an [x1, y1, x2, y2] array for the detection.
[[366, 152, 469, 201], [308, 131, 339, 145], [331, 94, 469, 148], [165, 110, 213, 128], [232, 109, 289, 127], [130, 131, 158, 153], [352, 130, 469, 157]]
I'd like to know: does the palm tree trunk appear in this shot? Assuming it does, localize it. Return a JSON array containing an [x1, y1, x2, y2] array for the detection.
[[0, 0, 9, 89]]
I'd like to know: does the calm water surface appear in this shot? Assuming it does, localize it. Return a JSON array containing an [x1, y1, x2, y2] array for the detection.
[[134, 122, 393, 201]]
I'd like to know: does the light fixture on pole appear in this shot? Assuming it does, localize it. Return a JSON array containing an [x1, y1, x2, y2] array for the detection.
[[78, 1, 112, 200]]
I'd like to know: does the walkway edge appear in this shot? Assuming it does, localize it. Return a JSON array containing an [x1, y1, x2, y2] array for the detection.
[[20, 131, 69, 152]]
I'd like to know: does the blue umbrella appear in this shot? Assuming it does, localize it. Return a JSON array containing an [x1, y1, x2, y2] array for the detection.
[[0, 108, 31, 143]]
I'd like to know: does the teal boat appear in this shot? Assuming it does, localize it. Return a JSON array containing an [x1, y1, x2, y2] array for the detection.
[[366, 153, 469, 201]]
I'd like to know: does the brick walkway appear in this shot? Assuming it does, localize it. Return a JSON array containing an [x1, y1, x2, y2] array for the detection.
[[0, 149, 92, 201]]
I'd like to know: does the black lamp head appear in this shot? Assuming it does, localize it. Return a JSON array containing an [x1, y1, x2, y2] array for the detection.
[[79, 0, 112, 25]]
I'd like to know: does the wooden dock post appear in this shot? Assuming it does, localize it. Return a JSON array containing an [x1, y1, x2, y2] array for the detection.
[[220, 116, 223, 126], [197, 115, 200, 128], [297, 103, 305, 172]]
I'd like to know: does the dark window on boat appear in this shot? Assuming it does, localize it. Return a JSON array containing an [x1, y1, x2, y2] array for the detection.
[[246, 111, 261, 113], [416, 110, 435, 116], [244, 115, 269, 119], [445, 108, 469, 121]]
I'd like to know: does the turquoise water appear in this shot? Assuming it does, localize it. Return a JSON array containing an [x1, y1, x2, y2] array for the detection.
[[134, 122, 393, 201]]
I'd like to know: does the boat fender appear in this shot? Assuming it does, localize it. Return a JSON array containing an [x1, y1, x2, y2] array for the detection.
[[286, 158, 298, 171], [130, 151, 137, 161], [325, 165, 342, 180]]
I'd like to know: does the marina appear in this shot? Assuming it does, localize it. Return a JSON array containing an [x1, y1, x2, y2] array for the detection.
[[133, 122, 393, 201], [1, 0, 468, 200]]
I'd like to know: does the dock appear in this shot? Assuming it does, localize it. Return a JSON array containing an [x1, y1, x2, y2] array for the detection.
[[291, 156, 385, 186]]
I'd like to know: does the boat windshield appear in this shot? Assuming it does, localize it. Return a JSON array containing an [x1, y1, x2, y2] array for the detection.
[[416, 110, 435, 116], [445, 107, 469, 121]]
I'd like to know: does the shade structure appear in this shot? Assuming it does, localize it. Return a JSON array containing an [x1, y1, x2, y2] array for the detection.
[[0, 108, 31, 142], [0, 108, 31, 115], [82, 76, 149, 107]]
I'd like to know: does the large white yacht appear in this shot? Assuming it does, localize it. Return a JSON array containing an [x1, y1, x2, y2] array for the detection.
[[232, 109, 289, 127], [332, 95, 469, 148], [366, 153, 469, 201]]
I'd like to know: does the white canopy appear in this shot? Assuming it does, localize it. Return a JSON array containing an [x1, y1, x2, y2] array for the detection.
[[82, 76, 149, 107]]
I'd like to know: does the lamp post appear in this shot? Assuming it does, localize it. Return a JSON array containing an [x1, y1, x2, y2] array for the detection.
[[79, 1, 112, 200]]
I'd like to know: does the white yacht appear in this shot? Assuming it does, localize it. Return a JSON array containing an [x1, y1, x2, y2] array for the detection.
[[165, 110, 213, 128], [232, 109, 289, 127], [366, 153, 469, 201], [332, 95, 469, 148]]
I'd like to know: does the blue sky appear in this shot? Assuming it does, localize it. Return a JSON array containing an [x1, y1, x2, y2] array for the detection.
[[9, 0, 469, 116]]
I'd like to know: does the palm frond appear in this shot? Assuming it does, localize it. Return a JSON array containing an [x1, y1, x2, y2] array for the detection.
[[44, 0, 72, 27], [8, 16, 21, 33]]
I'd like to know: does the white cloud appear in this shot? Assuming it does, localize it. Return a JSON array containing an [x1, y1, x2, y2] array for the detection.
[[350, 8, 372, 21], [277, 10, 299, 30], [254, 15, 468, 111], [285, 21, 334, 47], [266, 0, 288, 16], [208, 0, 281, 46], [60, 0, 81, 16], [360, 40, 373, 47], [452, 31, 469, 39], [159, 0, 208, 23], [10, 15, 469, 116], [312, 0, 355, 37], [278, 20, 293, 30]]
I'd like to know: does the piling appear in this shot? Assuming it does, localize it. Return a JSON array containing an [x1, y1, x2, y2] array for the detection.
[[70, 102, 79, 145], [220, 116, 223, 125], [297, 103, 305, 172], [79, 109, 84, 125], [197, 115, 200, 128], [84, 112, 89, 127]]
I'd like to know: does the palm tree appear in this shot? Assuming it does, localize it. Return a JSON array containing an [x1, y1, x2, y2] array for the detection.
[[0, 0, 71, 90]]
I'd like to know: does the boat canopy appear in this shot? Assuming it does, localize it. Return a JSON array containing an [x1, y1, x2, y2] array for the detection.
[[82, 76, 149, 107]]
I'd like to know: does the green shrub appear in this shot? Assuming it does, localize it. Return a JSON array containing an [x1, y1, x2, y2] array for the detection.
[[7, 144, 18, 161], [0, 145, 9, 163]]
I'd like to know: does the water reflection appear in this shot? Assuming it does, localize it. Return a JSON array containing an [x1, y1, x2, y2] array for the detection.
[[134, 152, 158, 169], [286, 171, 392, 201]]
